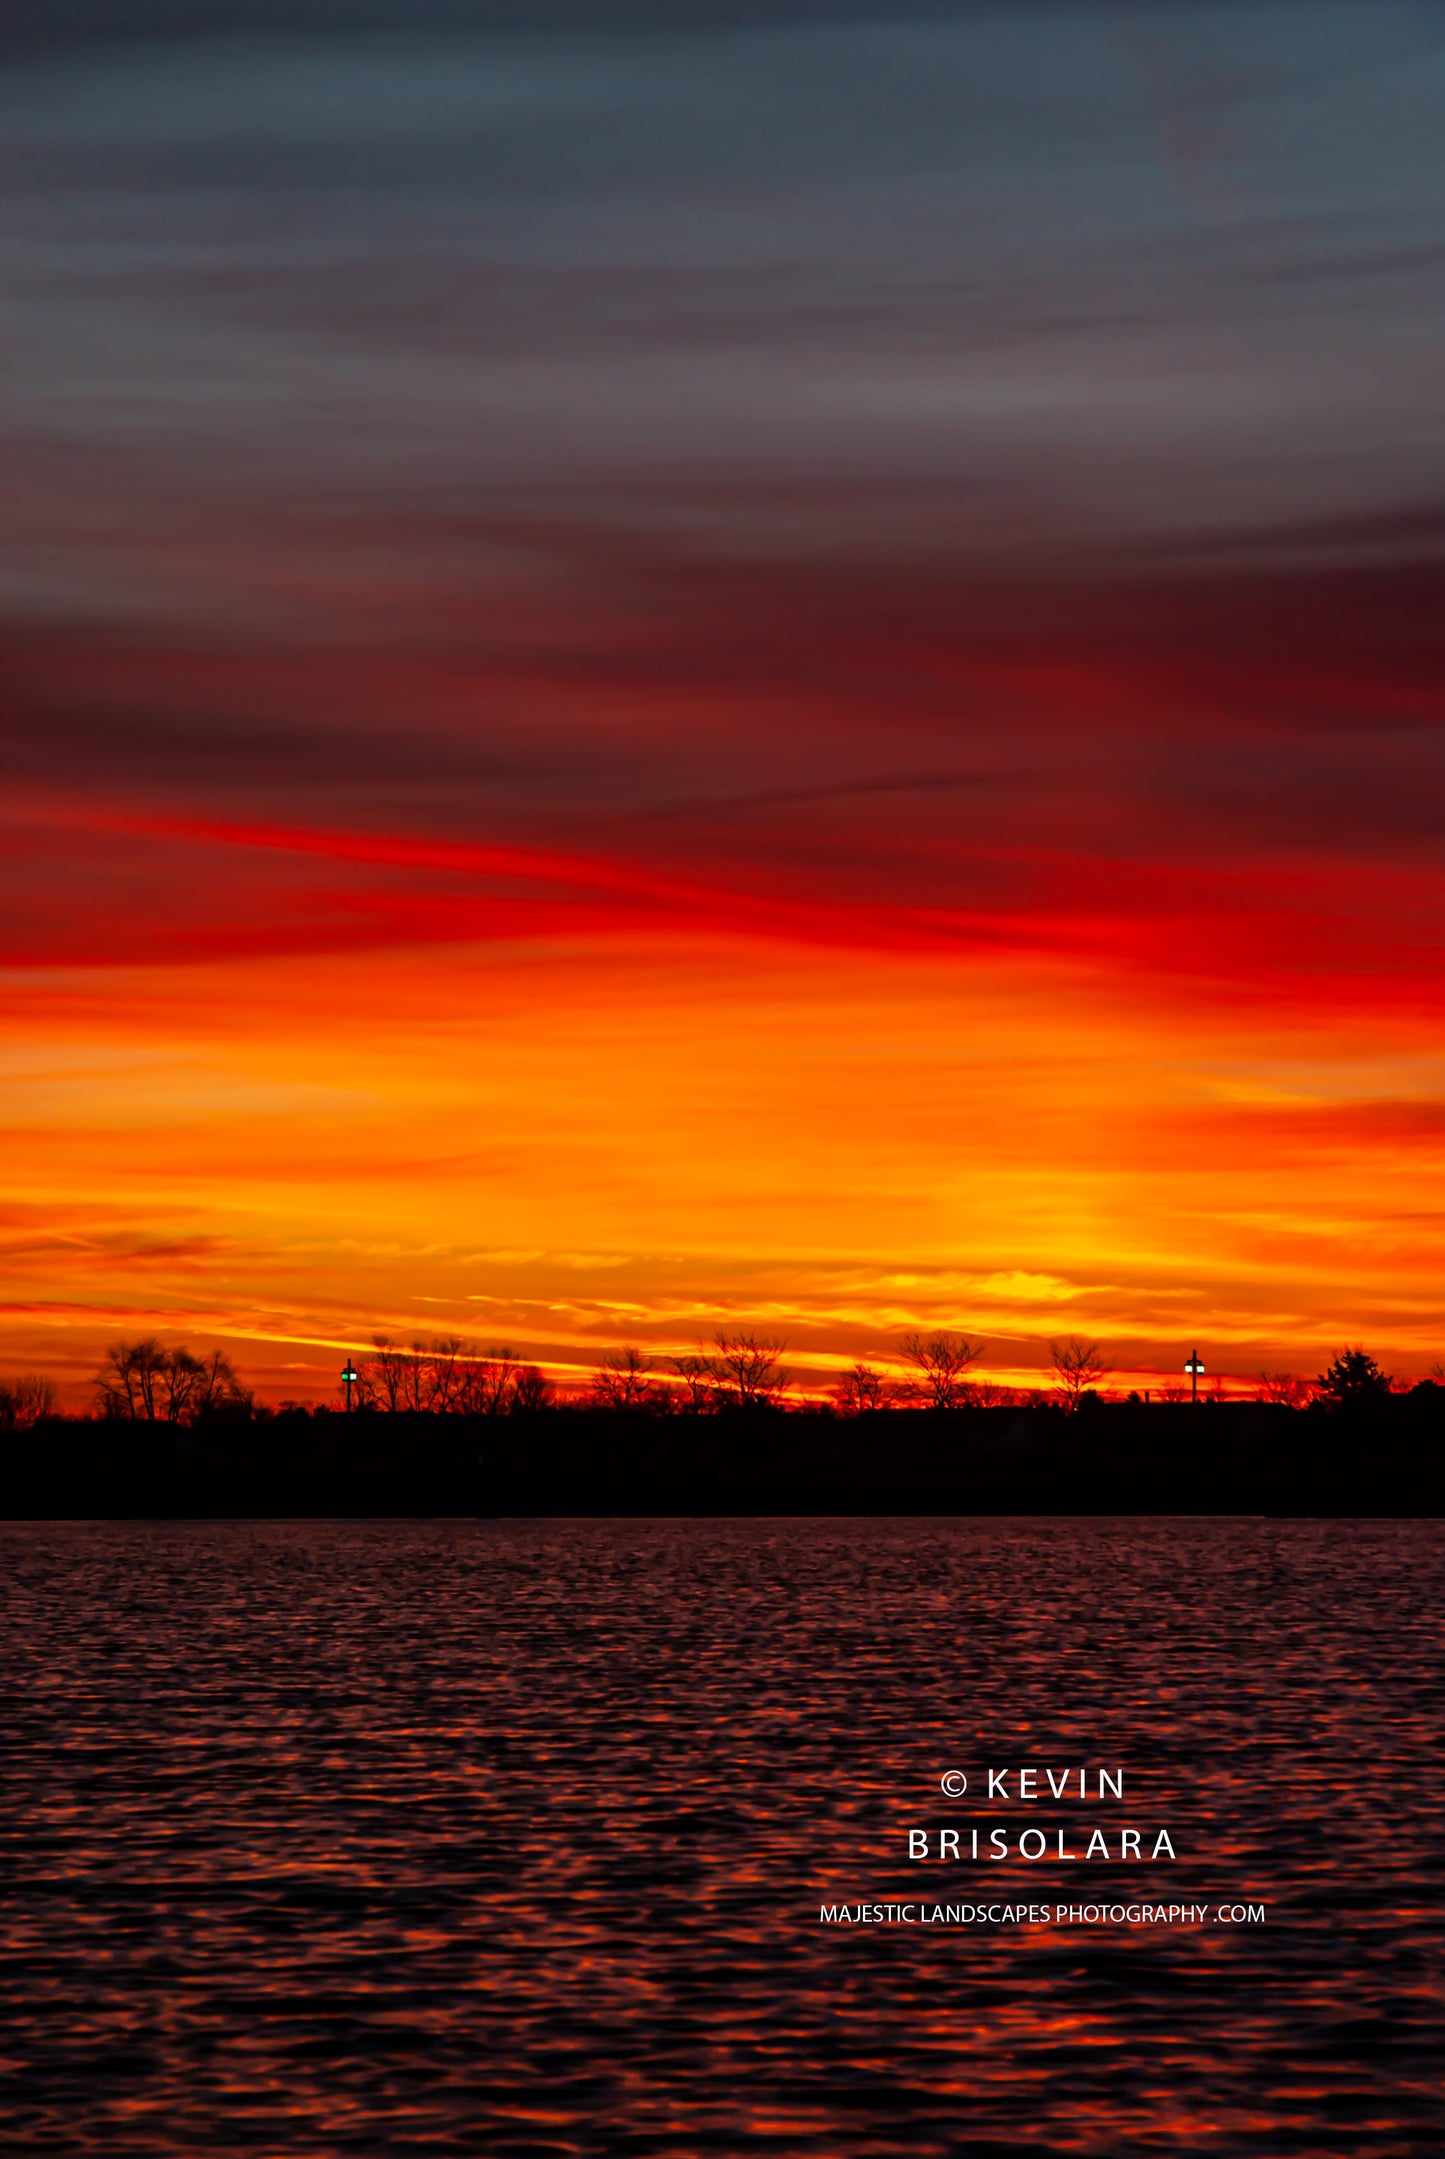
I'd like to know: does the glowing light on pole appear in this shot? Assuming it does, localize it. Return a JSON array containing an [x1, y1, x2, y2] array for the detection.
[[341, 1360, 359, 1413], [1185, 1349, 1205, 1405]]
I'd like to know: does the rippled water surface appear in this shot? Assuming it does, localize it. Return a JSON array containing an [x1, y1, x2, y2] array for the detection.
[[2, 1517, 1442, 2155]]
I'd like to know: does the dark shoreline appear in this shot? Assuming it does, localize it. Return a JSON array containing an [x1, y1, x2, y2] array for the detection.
[[5, 1400, 1442, 1519]]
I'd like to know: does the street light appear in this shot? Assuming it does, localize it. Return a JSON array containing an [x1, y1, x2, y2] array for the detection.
[[341, 1361, 359, 1413], [1184, 1350, 1205, 1405]]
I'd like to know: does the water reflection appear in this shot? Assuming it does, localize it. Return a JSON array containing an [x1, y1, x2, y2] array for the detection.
[[2, 1518, 1441, 2154]]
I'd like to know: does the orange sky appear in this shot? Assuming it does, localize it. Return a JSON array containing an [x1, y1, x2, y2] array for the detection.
[[5, 596, 1444, 1411], [5, 871, 1443, 1408]]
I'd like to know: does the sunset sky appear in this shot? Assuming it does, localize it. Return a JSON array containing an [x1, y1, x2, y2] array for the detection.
[[4, 2, 1444, 1404]]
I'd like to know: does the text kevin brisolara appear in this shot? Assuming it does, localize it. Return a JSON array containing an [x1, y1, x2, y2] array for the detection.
[[914, 1764, 1177, 1861]]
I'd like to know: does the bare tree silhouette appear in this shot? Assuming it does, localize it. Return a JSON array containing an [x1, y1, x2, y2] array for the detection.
[[457, 1348, 520, 1416], [670, 1354, 715, 1414], [94, 1340, 250, 1423], [901, 1331, 983, 1411], [1258, 1372, 1314, 1408], [967, 1378, 1026, 1409], [706, 1333, 791, 1411], [0, 1374, 57, 1430], [417, 1338, 467, 1414], [385, 1337, 449, 1415], [359, 1336, 409, 1413], [1047, 1336, 1108, 1413], [187, 1349, 252, 1420], [589, 1345, 667, 1412], [510, 1365, 554, 1413], [833, 1363, 896, 1415], [353, 1338, 522, 1415], [96, 1338, 166, 1421]]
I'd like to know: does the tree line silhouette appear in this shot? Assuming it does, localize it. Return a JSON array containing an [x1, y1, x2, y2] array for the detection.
[[0, 1331, 1431, 1428]]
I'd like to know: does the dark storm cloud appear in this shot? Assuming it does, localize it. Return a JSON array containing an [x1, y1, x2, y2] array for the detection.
[[6, 1, 1442, 603], [2, 1, 1443, 959], [2, 2, 1046, 56], [6, 528, 1441, 878]]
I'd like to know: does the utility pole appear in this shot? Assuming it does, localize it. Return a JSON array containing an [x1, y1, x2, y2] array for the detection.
[[341, 1360, 359, 1413], [1185, 1349, 1205, 1405]]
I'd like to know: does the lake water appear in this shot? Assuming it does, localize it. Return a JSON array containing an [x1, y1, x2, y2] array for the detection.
[[2, 1517, 1441, 2155]]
